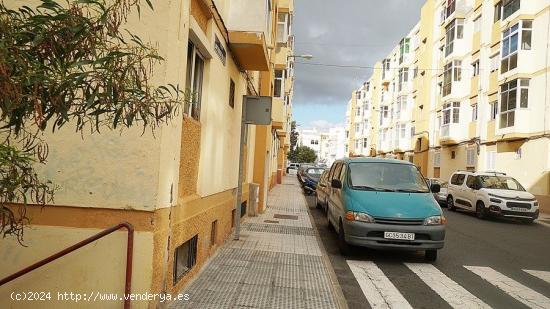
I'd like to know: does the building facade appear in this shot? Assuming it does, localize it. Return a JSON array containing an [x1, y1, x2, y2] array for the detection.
[[345, 0, 550, 212], [1, 0, 295, 308]]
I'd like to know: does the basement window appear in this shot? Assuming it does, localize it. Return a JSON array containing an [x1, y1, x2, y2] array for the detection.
[[229, 79, 235, 108], [173, 235, 198, 284], [210, 220, 218, 247]]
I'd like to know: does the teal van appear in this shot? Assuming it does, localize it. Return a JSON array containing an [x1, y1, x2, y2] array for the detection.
[[326, 157, 445, 261]]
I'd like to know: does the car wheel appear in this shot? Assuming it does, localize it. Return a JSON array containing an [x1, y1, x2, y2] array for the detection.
[[447, 196, 456, 211], [521, 218, 535, 224], [338, 220, 351, 256], [476, 201, 486, 219], [425, 250, 437, 262]]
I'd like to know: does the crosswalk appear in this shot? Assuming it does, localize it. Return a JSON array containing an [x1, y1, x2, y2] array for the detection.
[[347, 260, 550, 309]]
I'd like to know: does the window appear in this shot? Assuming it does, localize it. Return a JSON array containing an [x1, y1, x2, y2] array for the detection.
[[400, 123, 406, 138], [363, 138, 368, 148], [472, 60, 480, 76], [466, 148, 476, 167], [229, 79, 235, 108], [382, 106, 389, 119], [174, 235, 198, 284], [451, 173, 465, 185], [398, 68, 409, 91], [355, 123, 360, 133], [382, 59, 391, 79], [274, 70, 285, 98], [445, 19, 464, 56], [434, 152, 441, 167], [446, 0, 456, 18], [502, 0, 520, 20], [473, 15, 481, 33], [185, 41, 205, 120], [471, 104, 478, 121], [490, 101, 498, 120], [494, 1, 502, 22], [442, 102, 460, 125], [500, 79, 529, 128], [399, 38, 410, 64], [277, 13, 290, 43], [355, 139, 361, 149], [443, 61, 461, 96], [501, 21, 531, 73], [490, 54, 500, 72], [486, 151, 497, 170]]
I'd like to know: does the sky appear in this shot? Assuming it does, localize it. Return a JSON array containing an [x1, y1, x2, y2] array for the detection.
[[292, 0, 425, 132]]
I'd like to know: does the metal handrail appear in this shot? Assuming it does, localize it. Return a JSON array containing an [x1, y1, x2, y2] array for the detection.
[[0, 222, 134, 309]]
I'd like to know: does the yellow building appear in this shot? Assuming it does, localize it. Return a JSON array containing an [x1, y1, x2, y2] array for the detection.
[[344, 0, 550, 212], [1, 0, 295, 308]]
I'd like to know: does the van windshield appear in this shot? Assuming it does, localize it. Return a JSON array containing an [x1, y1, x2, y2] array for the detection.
[[348, 162, 430, 193]]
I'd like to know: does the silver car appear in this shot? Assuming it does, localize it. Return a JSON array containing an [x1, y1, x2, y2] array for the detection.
[[428, 178, 448, 206]]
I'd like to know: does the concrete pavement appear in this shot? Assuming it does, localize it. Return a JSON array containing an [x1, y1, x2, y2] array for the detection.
[[169, 176, 346, 308]]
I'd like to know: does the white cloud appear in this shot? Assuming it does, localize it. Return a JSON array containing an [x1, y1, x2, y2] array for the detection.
[[307, 120, 345, 132]]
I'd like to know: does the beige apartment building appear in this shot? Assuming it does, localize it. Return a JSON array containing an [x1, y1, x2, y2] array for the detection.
[[1, 0, 295, 308], [345, 0, 550, 212]]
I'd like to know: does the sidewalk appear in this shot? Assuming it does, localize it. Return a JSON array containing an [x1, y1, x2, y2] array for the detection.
[[168, 176, 345, 308]]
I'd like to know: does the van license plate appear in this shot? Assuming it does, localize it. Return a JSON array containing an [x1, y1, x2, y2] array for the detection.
[[384, 232, 415, 241], [510, 207, 529, 212]]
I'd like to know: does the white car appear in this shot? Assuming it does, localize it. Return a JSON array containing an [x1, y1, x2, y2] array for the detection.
[[427, 178, 448, 206], [446, 171, 539, 223]]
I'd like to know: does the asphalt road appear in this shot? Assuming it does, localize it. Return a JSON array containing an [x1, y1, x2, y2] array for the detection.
[[304, 193, 550, 309]]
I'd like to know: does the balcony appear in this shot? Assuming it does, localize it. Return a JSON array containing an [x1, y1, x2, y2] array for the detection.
[[227, 0, 270, 71], [439, 123, 468, 145]]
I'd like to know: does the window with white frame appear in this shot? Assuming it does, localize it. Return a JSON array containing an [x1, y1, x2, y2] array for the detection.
[[185, 41, 205, 120], [364, 120, 369, 131], [502, 0, 520, 20], [490, 101, 498, 120], [276, 13, 290, 43], [490, 54, 500, 72], [446, 0, 456, 18], [501, 21, 532, 73], [382, 106, 389, 119], [398, 68, 409, 91], [382, 59, 391, 79], [356, 107, 361, 116], [443, 61, 461, 96], [274, 70, 285, 98], [486, 151, 496, 170], [399, 38, 410, 64], [466, 148, 476, 167], [445, 19, 464, 57], [473, 15, 481, 33], [363, 138, 368, 148], [355, 123, 360, 133], [400, 123, 406, 138], [472, 60, 480, 76], [355, 139, 361, 149], [433, 152, 441, 167], [471, 104, 478, 121], [500, 79, 529, 128], [442, 102, 460, 125]]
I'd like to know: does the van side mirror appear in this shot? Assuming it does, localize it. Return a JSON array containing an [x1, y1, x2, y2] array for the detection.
[[430, 183, 441, 193], [331, 179, 342, 189]]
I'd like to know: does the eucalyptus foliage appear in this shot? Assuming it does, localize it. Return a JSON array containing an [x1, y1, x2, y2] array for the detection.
[[0, 0, 188, 243]]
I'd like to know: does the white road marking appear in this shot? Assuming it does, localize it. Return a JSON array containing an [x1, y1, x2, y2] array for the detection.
[[524, 270, 550, 284], [347, 260, 412, 309], [405, 263, 490, 309], [465, 266, 550, 309]]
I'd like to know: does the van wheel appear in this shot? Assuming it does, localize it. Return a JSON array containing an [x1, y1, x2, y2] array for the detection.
[[476, 201, 486, 219], [425, 250, 437, 262], [447, 196, 456, 211], [338, 220, 351, 256]]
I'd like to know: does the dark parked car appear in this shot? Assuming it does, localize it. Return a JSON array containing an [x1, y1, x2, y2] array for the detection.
[[302, 167, 325, 195]]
